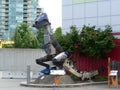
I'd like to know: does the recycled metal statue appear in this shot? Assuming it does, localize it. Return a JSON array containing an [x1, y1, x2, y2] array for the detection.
[[33, 13, 105, 80]]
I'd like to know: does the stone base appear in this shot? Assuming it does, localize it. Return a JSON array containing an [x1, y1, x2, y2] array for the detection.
[[32, 75, 75, 84]]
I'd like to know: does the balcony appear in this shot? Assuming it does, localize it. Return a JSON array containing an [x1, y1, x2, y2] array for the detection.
[[5, 0, 9, 2], [23, 7, 31, 10], [0, 27, 6, 30], [1, 14, 7, 17], [2, 10, 6, 12], [23, 17, 27, 19], [23, 15, 31, 18], [2, 6, 9, 9], [2, 1, 6, 4], [23, 12, 27, 14], [23, 21, 27, 23], [5, 6, 9, 8], [5, 21, 8, 22], [24, 0, 31, 1], [1, 23, 8, 26], [23, 12, 31, 15], [5, 25, 9, 27], [23, 4, 27, 7], [23, 18, 31, 22], [24, 5, 32, 10], [24, 2, 31, 5], [24, 0, 31, 2], [5, 4, 9, 6], [23, 10, 27, 12]]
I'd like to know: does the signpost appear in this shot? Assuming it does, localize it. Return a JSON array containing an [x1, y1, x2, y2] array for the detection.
[[50, 69, 66, 90]]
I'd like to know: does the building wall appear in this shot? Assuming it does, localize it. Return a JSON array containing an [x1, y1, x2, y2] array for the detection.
[[0, 0, 41, 40], [0, 48, 45, 72], [62, 0, 120, 34]]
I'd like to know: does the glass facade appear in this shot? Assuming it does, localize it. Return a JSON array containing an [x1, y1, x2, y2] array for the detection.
[[0, 0, 41, 40], [62, 0, 120, 34]]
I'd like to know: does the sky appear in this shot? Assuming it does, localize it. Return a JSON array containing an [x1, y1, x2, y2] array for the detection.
[[38, 0, 62, 30]]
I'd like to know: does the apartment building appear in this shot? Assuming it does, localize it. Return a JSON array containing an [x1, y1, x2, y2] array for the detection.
[[0, 0, 41, 40]]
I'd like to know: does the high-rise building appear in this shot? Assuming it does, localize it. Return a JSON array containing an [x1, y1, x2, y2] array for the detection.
[[0, 0, 42, 40], [62, 0, 120, 34]]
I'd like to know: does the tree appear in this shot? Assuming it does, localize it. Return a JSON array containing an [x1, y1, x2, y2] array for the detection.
[[36, 28, 44, 48], [22, 30, 34, 48], [13, 23, 39, 48], [55, 25, 116, 59], [54, 26, 80, 54], [59, 26, 79, 54], [79, 25, 116, 58], [32, 37, 40, 48], [14, 28, 23, 48], [54, 27, 62, 39]]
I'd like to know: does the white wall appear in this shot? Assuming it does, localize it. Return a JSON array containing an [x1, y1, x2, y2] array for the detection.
[[0, 48, 45, 71], [62, 0, 120, 33]]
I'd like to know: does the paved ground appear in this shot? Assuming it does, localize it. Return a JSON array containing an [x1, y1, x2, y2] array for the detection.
[[0, 78, 119, 90]]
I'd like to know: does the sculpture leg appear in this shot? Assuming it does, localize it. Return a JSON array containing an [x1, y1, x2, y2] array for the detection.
[[36, 54, 55, 68]]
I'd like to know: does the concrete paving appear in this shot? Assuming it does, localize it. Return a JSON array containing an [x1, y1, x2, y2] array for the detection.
[[0, 78, 119, 90]]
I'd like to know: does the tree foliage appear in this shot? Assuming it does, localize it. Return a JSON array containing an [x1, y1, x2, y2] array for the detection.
[[79, 25, 116, 58], [55, 25, 116, 59], [13, 23, 40, 48], [36, 28, 44, 48], [13, 23, 116, 58], [54, 26, 80, 54], [54, 27, 62, 39], [14, 28, 23, 48]]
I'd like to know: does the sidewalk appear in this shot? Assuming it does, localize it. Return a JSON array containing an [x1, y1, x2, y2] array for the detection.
[[0, 78, 119, 90]]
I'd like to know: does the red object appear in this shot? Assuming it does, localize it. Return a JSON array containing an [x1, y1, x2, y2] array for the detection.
[[108, 39, 120, 61], [72, 52, 108, 76], [72, 38, 120, 76]]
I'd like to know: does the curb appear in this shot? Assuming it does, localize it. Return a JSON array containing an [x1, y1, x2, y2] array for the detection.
[[20, 81, 107, 88]]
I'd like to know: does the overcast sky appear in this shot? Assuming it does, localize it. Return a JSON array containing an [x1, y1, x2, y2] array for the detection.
[[38, 0, 62, 30]]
